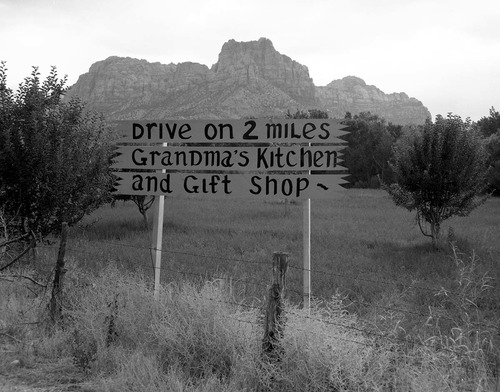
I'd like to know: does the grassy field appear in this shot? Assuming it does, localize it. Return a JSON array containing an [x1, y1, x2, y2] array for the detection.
[[1, 189, 499, 391], [62, 189, 500, 316]]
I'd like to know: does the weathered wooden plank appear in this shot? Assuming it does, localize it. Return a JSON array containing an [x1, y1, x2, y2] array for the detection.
[[115, 119, 349, 144], [112, 145, 346, 171], [112, 172, 349, 199]]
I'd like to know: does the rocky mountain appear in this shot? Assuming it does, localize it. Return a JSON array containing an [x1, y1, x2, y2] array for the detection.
[[67, 38, 431, 125]]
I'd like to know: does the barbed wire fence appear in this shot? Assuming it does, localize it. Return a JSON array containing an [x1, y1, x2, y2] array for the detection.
[[2, 232, 499, 382], [26, 238, 498, 353]]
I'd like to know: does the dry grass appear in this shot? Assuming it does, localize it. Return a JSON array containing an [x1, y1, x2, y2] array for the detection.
[[1, 256, 499, 391]]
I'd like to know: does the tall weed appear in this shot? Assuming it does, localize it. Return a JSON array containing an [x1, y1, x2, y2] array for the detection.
[[150, 280, 259, 382]]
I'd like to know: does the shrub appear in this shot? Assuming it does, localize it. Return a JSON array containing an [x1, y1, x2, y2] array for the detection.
[[0, 62, 113, 239], [386, 114, 489, 246]]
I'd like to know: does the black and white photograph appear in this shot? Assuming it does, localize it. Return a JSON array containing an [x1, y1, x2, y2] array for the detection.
[[1, 0, 499, 390]]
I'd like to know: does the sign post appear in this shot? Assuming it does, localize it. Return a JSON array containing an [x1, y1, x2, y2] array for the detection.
[[151, 195, 164, 300], [111, 118, 349, 300], [303, 198, 311, 310], [152, 142, 167, 300]]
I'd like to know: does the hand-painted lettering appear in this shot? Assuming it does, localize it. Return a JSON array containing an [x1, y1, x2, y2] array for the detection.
[[249, 176, 310, 197], [184, 175, 232, 194], [243, 120, 258, 140]]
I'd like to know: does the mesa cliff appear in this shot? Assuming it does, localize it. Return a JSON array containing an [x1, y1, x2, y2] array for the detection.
[[67, 38, 431, 125]]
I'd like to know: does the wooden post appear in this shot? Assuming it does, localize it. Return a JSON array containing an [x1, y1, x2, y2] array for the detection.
[[262, 252, 289, 364], [152, 195, 164, 300], [303, 198, 311, 310], [151, 142, 167, 300], [49, 222, 68, 323]]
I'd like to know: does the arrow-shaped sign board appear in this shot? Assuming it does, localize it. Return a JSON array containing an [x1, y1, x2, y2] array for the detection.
[[112, 145, 346, 172], [115, 119, 348, 144], [113, 172, 349, 199]]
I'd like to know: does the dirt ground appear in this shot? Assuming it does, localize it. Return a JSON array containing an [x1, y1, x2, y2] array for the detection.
[[0, 348, 95, 392]]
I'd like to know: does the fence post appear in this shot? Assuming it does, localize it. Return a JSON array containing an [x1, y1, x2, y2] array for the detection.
[[262, 251, 289, 364]]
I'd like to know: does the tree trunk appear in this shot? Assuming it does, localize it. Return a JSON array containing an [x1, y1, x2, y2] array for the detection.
[[49, 222, 68, 324], [141, 211, 149, 229], [431, 220, 441, 248], [133, 196, 154, 229]]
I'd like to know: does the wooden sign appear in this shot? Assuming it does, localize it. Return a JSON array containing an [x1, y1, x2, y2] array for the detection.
[[111, 118, 350, 302], [115, 119, 348, 144], [112, 172, 349, 199], [112, 145, 346, 172]]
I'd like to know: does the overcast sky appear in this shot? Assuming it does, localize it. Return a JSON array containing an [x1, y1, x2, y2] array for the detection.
[[1, 0, 499, 121]]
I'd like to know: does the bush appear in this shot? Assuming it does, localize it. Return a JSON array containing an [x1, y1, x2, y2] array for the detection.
[[0, 62, 113, 239], [386, 114, 489, 246]]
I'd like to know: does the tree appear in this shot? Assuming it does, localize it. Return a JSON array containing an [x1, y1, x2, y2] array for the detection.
[[0, 62, 113, 239], [385, 114, 489, 247], [343, 112, 402, 188], [477, 106, 500, 137], [484, 132, 500, 195], [111, 194, 155, 228], [285, 108, 329, 119], [476, 107, 500, 195]]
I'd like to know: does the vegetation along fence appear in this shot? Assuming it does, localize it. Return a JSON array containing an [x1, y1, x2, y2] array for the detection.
[[30, 232, 500, 369]]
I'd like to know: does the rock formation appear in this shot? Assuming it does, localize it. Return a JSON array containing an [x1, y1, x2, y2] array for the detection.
[[67, 38, 431, 124], [316, 76, 430, 125]]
